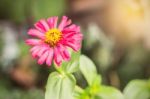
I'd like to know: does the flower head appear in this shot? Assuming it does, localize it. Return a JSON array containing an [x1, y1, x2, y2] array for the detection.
[[26, 16, 83, 66]]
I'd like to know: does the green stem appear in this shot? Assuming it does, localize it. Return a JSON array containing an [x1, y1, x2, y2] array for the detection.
[[54, 64, 64, 74]]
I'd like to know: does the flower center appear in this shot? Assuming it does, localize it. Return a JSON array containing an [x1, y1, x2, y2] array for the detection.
[[45, 29, 62, 47]]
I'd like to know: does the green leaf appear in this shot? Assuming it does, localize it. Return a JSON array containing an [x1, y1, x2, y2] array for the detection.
[[45, 72, 76, 99], [123, 79, 150, 99], [56, 50, 80, 74], [79, 55, 101, 86], [63, 51, 80, 73], [74, 85, 123, 99], [97, 86, 124, 99], [73, 86, 85, 99]]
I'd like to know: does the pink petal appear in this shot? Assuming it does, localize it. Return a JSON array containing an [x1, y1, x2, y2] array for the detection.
[[64, 25, 80, 33], [58, 44, 70, 61], [65, 42, 81, 51], [66, 34, 83, 42], [63, 32, 82, 41], [63, 49, 70, 60], [58, 16, 71, 31], [67, 19, 72, 26], [25, 39, 43, 46], [34, 19, 49, 33], [64, 24, 76, 30], [73, 33, 83, 40], [31, 47, 41, 58], [47, 17, 58, 29], [30, 46, 40, 52], [28, 29, 45, 39], [38, 51, 49, 65], [54, 47, 63, 66], [37, 47, 49, 57], [46, 48, 54, 66], [63, 31, 75, 37]]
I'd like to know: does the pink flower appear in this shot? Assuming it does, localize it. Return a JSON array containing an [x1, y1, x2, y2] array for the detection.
[[26, 16, 83, 66]]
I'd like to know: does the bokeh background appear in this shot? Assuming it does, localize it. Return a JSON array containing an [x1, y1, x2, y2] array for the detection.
[[0, 0, 150, 98]]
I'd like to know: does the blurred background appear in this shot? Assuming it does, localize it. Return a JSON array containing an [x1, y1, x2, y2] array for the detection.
[[0, 0, 150, 98]]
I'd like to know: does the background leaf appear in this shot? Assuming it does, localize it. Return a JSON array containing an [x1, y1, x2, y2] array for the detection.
[[123, 79, 150, 99]]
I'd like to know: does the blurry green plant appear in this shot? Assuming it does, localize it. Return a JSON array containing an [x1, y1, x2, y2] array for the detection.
[[0, 87, 44, 99], [0, 0, 66, 23], [45, 52, 124, 99], [33, 0, 66, 21], [45, 50, 150, 99]]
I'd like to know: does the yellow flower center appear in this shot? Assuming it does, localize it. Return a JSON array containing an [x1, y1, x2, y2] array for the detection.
[[45, 29, 62, 47]]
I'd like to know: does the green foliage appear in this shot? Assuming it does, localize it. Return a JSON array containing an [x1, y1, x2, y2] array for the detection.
[[0, 0, 26, 23], [0, 0, 66, 23], [123, 79, 150, 99], [0, 88, 44, 99], [33, 0, 66, 21], [79, 55, 101, 86], [0, 80, 43, 99], [75, 55, 124, 99], [97, 86, 124, 99], [59, 51, 80, 74], [45, 53, 126, 99], [19, 41, 30, 57], [45, 54, 125, 99], [45, 72, 76, 99], [45, 53, 150, 99]]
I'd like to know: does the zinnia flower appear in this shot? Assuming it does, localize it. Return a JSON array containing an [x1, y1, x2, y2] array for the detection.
[[26, 16, 83, 66]]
